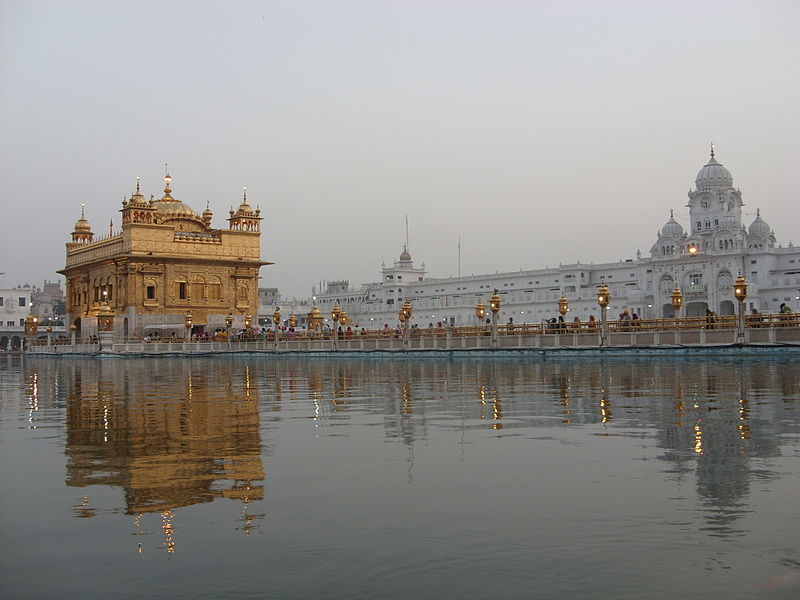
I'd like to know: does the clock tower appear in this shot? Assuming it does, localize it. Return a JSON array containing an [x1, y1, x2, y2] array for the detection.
[[685, 145, 745, 254]]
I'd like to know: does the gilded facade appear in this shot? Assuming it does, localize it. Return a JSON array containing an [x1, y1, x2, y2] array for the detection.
[[59, 173, 270, 337]]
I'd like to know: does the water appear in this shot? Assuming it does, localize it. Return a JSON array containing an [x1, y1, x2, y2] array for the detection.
[[1, 354, 799, 599]]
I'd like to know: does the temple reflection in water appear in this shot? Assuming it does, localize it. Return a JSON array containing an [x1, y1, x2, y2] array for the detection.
[[17, 355, 800, 544]]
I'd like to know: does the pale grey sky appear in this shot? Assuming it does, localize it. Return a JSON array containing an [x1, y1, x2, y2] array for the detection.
[[1, 0, 798, 298]]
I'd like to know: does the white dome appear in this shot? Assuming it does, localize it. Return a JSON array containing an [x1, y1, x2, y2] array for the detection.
[[695, 153, 733, 191], [661, 213, 684, 238], [748, 211, 771, 236]]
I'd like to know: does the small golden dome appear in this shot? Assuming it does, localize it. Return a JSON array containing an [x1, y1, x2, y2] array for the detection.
[[73, 205, 92, 232]]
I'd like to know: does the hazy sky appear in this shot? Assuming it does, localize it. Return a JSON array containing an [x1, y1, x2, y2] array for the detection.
[[1, 0, 798, 298]]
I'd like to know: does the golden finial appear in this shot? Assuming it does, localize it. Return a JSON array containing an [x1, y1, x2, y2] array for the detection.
[[163, 165, 172, 196], [670, 208, 673, 218], [710, 142, 715, 158], [81, 203, 85, 218], [136, 176, 141, 194], [243, 186, 247, 202]]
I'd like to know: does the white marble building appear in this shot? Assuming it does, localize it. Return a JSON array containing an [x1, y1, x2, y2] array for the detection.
[[0, 286, 33, 350], [308, 149, 800, 328]]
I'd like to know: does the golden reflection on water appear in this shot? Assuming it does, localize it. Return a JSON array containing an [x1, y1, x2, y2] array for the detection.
[[14, 355, 800, 546], [48, 359, 266, 554]]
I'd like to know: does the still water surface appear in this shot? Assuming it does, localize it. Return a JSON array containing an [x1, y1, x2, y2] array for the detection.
[[1, 354, 799, 599]]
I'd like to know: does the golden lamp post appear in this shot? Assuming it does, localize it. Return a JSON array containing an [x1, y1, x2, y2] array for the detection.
[[671, 287, 683, 318], [184, 311, 192, 342], [244, 313, 252, 343], [475, 300, 486, 335], [489, 289, 501, 348], [671, 288, 683, 344], [24, 310, 38, 350], [96, 301, 115, 353], [733, 275, 748, 343], [558, 294, 569, 319], [289, 313, 297, 329], [226, 312, 234, 347], [70, 323, 77, 345], [596, 282, 610, 346], [273, 306, 281, 346], [331, 304, 341, 350], [399, 300, 413, 350]]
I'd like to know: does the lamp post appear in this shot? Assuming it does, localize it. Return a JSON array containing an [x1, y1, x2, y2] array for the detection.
[[671, 287, 683, 344], [489, 289, 500, 348], [399, 300, 412, 350], [70, 323, 77, 346], [243, 313, 252, 344], [558, 294, 569, 330], [225, 312, 234, 348], [596, 283, 610, 346], [289, 313, 297, 329], [331, 304, 341, 350], [46, 324, 53, 346], [671, 288, 683, 318], [340, 308, 349, 345], [272, 306, 281, 347], [733, 275, 748, 344], [24, 311, 38, 351], [475, 300, 486, 337], [96, 301, 115, 353], [184, 311, 192, 342]]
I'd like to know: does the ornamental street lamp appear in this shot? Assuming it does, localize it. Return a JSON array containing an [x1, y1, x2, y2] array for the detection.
[[226, 312, 234, 348], [245, 313, 252, 329], [24, 311, 38, 351], [489, 289, 500, 348], [399, 300, 413, 350], [184, 311, 192, 341], [70, 323, 77, 345], [96, 302, 115, 353], [558, 294, 569, 318], [273, 306, 281, 346], [475, 300, 485, 325], [331, 304, 341, 350], [46, 324, 53, 346], [671, 288, 683, 317], [289, 313, 297, 329], [671, 287, 683, 344], [734, 275, 748, 343], [596, 283, 610, 346]]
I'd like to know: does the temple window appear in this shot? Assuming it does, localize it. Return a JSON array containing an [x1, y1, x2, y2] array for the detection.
[[191, 280, 205, 301], [178, 282, 187, 300], [146, 285, 155, 300]]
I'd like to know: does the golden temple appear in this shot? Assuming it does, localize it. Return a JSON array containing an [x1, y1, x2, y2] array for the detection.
[[59, 173, 270, 337]]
